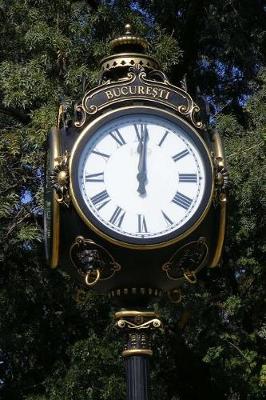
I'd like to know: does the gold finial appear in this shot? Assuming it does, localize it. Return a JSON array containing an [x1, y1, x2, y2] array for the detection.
[[102, 23, 159, 73], [125, 23, 132, 35]]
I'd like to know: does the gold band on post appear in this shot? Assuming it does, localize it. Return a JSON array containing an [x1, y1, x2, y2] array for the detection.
[[115, 310, 159, 319], [122, 349, 153, 357]]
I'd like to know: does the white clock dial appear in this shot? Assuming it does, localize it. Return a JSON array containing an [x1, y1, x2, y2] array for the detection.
[[71, 108, 213, 246]]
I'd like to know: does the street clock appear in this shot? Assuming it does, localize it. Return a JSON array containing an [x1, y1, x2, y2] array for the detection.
[[44, 25, 228, 305]]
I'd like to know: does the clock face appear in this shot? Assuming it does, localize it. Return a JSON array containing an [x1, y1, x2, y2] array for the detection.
[[70, 107, 213, 248]]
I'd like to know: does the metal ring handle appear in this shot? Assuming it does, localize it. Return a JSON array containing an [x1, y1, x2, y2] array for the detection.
[[184, 271, 197, 284], [85, 269, 100, 287]]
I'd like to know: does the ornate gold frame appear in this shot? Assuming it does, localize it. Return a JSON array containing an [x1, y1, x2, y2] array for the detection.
[[48, 128, 61, 268], [69, 105, 215, 250]]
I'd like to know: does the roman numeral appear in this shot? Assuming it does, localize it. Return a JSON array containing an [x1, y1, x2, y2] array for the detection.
[[158, 131, 169, 146], [179, 173, 197, 183], [110, 129, 126, 146], [91, 150, 110, 160], [172, 191, 192, 210], [90, 190, 110, 210], [138, 214, 148, 233], [109, 206, 125, 227], [85, 172, 104, 182], [172, 149, 189, 162], [161, 210, 173, 226], [134, 124, 144, 141]]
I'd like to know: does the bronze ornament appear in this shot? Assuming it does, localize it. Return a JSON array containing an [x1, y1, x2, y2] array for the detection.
[[50, 150, 70, 207], [69, 236, 121, 287], [161, 237, 209, 284]]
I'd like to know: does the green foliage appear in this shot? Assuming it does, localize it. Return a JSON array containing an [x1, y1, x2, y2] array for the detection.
[[0, 1, 265, 400], [46, 332, 124, 400]]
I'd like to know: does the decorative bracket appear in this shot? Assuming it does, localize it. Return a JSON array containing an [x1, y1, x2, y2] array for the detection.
[[69, 236, 121, 287], [50, 150, 70, 207]]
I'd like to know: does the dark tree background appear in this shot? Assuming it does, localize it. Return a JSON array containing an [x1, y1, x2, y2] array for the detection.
[[0, 1, 265, 399]]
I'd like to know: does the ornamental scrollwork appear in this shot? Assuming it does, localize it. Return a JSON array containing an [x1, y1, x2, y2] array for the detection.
[[73, 63, 203, 130], [117, 318, 162, 330], [50, 150, 70, 207], [74, 103, 87, 128]]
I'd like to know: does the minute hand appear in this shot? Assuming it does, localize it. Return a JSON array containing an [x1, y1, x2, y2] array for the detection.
[[137, 125, 148, 195]]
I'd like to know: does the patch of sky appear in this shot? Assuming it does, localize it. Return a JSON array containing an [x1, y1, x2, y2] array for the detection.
[[130, 1, 155, 26], [21, 190, 32, 204], [199, 58, 244, 83]]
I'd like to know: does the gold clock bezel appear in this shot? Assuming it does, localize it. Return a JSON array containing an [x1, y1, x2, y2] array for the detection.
[[69, 105, 214, 250], [44, 127, 61, 268]]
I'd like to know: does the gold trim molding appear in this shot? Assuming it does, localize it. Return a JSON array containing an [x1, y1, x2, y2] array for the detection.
[[210, 130, 228, 267], [45, 128, 61, 269]]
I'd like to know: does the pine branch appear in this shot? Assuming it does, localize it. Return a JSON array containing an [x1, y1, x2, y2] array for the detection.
[[0, 106, 31, 124], [71, 0, 99, 10]]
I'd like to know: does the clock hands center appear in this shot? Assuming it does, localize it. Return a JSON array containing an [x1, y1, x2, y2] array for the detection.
[[136, 124, 149, 196]]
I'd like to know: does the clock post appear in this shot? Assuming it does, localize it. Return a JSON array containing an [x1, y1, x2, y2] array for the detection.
[[115, 311, 162, 400], [44, 24, 228, 400]]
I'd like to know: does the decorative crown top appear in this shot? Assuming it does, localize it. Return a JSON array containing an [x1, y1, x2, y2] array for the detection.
[[100, 24, 159, 76], [110, 24, 149, 53]]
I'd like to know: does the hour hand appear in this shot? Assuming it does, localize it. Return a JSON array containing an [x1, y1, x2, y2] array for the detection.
[[137, 170, 147, 195]]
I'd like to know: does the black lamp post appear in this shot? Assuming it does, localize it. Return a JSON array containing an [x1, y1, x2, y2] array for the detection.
[[44, 24, 228, 399]]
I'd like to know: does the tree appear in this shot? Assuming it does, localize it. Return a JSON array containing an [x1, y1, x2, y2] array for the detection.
[[0, 1, 265, 399]]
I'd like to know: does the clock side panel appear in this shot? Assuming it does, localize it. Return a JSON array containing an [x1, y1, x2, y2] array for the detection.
[[44, 127, 61, 268]]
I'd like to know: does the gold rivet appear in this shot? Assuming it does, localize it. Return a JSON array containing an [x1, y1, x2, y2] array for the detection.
[[57, 170, 67, 186]]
